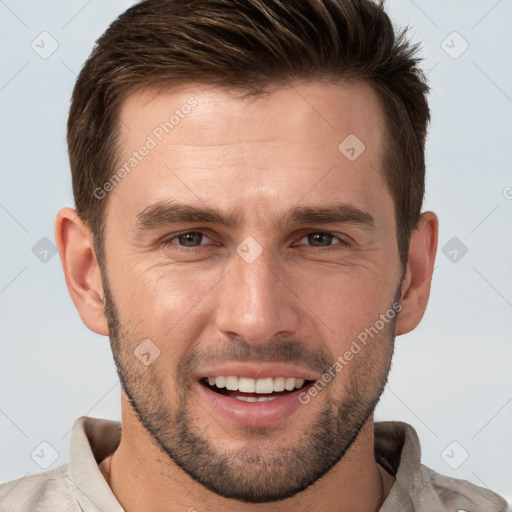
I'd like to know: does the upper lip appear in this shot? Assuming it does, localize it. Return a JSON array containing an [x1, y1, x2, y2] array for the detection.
[[195, 362, 320, 381]]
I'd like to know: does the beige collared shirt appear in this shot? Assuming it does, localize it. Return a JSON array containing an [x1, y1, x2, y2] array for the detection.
[[0, 416, 508, 511]]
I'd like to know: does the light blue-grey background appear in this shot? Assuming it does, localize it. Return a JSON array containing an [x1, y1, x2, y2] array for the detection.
[[1, 0, 511, 505]]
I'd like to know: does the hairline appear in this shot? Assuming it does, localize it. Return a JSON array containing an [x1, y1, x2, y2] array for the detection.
[[92, 77, 408, 275]]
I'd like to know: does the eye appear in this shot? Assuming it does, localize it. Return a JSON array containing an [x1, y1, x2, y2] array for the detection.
[[161, 230, 349, 252], [295, 232, 348, 248], [164, 231, 213, 248]]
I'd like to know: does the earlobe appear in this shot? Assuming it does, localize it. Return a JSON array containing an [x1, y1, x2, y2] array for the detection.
[[395, 211, 439, 336], [54, 207, 109, 336]]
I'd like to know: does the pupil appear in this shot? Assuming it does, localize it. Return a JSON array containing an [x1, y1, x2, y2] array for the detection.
[[179, 232, 201, 246], [309, 233, 332, 246]]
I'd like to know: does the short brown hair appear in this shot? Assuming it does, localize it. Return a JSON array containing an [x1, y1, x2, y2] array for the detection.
[[67, 0, 429, 270]]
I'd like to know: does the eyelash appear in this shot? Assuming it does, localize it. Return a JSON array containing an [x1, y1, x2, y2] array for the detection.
[[162, 231, 349, 252]]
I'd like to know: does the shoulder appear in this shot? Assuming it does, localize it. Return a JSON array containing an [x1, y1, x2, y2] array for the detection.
[[0, 464, 80, 512], [375, 421, 510, 512], [418, 464, 510, 512]]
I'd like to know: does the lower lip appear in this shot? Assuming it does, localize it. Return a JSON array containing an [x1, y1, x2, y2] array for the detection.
[[196, 381, 313, 427]]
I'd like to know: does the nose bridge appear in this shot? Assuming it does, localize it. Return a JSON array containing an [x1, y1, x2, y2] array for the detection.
[[215, 239, 299, 344]]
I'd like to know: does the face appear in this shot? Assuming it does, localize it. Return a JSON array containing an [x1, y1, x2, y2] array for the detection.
[[100, 81, 403, 502]]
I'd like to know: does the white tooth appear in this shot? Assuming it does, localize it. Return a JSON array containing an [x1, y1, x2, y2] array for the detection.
[[255, 377, 274, 394], [238, 377, 256, 393], [273, 377, 286, 392], [294, 378, 305, 389], [212, 376, 303, 393], [235, 396, 259, 402], [215, 376, 226, 388], [284, 377, 296, 391], [257, 396, 278, 402], [225, 376, 239, 391]]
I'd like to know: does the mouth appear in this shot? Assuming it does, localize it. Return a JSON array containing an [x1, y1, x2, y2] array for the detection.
[[199, 376, 313, 402], [194, 363, 321, 426]]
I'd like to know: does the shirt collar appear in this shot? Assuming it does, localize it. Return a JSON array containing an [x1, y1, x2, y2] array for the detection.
[[66, 415, 421, 511], [68, 416, 124, 511], [375, 420, 422, 510]]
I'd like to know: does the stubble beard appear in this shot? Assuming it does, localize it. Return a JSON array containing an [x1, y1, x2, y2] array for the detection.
[[102, 277, 399, 503]]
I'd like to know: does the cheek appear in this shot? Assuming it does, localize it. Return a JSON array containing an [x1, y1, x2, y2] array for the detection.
[[291, 267, 397, 349], [108, 243, 400, 359], [112, 264, 220, 344]]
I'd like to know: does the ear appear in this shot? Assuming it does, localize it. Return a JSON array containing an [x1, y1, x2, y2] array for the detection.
[[395, 211, 438, 336], [54, 207, 109, 336]]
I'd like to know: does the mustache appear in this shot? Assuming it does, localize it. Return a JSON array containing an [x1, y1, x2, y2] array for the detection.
[[177, 336, 333, 381]]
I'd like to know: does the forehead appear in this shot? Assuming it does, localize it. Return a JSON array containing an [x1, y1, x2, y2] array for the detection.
[[108, 80, 390, 226], [118, 80, 384, 151]]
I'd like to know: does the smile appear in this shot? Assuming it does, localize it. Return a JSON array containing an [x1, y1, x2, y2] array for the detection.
[[196, 364, 316, 427], [201, 376, 311, 402]]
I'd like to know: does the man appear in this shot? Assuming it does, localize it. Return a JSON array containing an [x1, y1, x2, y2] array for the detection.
[[0, 0, 508, 510]]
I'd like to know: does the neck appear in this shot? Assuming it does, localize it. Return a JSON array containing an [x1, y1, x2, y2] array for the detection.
[[101, 397, 394, 512]]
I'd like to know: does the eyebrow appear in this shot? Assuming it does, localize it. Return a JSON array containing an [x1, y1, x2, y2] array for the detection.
[[135, 200, 375, 231]]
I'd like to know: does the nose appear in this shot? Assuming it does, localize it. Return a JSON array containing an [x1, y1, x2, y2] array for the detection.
[[214, 243, 300, 345]]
